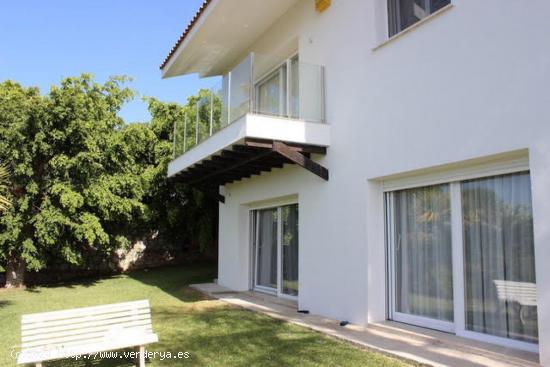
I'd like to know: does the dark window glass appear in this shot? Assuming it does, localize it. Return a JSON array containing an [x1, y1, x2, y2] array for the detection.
[[388, 0, 451, 37]]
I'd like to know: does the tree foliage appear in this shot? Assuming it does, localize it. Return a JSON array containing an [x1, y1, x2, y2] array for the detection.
[[0, 164, 10, 211], [145, 95, 218, 254], [0, 75, 218, 285]]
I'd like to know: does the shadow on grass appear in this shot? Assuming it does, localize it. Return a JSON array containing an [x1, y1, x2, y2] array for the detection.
[[150, 304, 344, 367], [0, 300, 13, 308], [127, 262, 217, 303], [49, 355, 135, 367], [23, 261, 215, 297], [23, 275, 113, 294], [123, 264, 346, 366]]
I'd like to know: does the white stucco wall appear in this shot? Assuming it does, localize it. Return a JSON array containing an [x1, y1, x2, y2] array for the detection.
[[214, 0, 550, 363]]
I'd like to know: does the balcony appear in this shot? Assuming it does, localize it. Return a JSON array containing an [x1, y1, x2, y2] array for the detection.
[[168, 53, 330, 200]]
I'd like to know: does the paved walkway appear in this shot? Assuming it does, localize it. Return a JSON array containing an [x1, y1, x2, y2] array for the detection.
[[190, 283, 540, 367]]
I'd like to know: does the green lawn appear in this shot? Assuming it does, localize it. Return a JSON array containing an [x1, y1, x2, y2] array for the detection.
[[0, 265, 412, 367]]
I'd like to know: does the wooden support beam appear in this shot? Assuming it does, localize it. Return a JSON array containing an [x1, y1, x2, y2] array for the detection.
[[231, 145, 266, 154], [209, 155, 275, 171], [245, 138, 327, 155], [220, 150, 252, 160], [199, 161, 250, 174], [187, 164, 256, 184], [188, 148, 273, 185], [272, 141, 329, 181], [208, 164, 275, 185], [175, 140, 327, 187], [208, 155, 288, 185]]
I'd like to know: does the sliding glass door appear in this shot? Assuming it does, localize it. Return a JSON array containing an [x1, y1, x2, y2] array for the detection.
[[281, 204, 299, 296], [254, 55, 299, 119], [255, 208, 278, 290], [253, 204, 299, 298], [388, 184, 454, 331], [256, 67, 287, 117], [386, 171, 538, 350], [462, 173, 537, 344]]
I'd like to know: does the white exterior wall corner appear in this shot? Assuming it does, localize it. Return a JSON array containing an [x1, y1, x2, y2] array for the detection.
[[211, 0, 550, 361], [216, 0, 372, 325]]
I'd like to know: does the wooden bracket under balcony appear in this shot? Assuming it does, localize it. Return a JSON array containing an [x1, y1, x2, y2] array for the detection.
[[173, 138, 329, 202]]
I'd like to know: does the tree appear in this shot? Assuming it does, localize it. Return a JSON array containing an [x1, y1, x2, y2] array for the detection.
[[0, 75, 143, 287], [0, 165, 10, 212], [0, 76, 220, 287], [0, 80, 45, 287], [143, 95, 218, 254]]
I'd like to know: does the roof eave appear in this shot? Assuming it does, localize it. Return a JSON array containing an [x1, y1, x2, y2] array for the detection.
[[159, 0, 215, 74]]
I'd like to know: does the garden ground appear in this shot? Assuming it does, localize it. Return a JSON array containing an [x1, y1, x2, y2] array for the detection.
[[0, 264, 412, 367]]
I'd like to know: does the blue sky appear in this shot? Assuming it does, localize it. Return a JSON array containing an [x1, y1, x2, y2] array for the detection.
[[0, 0, 216, 122]]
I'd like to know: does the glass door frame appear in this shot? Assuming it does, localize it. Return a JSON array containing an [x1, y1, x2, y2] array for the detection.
[[385, 190, 455, 333], [254, 53, 299, 119], [251, 202, 299, 301], [385, 174, 538, 353], [252, 206, 279, 295]]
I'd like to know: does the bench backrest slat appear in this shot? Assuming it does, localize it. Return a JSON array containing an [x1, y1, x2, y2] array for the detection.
[[22, 300, 150, 323], [20, 300, 154, 351], [22, 319, 153, 343], [22, 308, 151, 331], [22, 313, 151, 336]]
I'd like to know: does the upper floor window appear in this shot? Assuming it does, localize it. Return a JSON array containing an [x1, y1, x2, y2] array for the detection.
[[388, 0, 450, 37]]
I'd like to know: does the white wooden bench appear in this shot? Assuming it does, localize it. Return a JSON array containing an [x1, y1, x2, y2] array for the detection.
[[17, 300, 158, 367]]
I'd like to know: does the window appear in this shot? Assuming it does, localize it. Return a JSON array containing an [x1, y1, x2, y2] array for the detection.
[[386, 172, 538, 350], [388, 0, 451, 37]]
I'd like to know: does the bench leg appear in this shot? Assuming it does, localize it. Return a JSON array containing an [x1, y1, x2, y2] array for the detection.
[[137, 345, 145, 367]]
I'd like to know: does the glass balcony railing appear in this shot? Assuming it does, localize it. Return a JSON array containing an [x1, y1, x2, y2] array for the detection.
[[173, 53, 325, 158]]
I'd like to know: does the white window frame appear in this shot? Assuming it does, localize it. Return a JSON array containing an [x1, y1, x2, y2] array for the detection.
[[250, 202, 299, 301], [384, 158, 539, 353]]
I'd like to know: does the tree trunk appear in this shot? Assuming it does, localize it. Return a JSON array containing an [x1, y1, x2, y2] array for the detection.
[[5, 256, 26, 288]]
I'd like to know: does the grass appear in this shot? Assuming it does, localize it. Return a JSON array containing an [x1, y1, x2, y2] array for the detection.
[[0, 265, 413, 367]]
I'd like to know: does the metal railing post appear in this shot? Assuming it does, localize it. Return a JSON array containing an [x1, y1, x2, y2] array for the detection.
[[250, 52, 255, 115], [172, 119, 177, 158], [195, 102, 199, 145], [209, 90, 214, 136], [286, 57, 291, 118], [183, 114, 187, 153], [227, 71, 231, 125]]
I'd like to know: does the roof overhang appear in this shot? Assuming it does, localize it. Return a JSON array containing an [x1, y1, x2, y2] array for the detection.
[[161, 0, 300, 78]]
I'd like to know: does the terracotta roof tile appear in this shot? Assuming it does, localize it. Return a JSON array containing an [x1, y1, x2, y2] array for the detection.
[[160, 0, 213, 70]]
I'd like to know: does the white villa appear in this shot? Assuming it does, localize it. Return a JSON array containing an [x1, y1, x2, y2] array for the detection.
[[162, 0, 550, 365]]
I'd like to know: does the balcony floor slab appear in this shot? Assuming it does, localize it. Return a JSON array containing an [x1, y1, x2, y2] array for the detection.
[[168, 113, 330, 178]]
